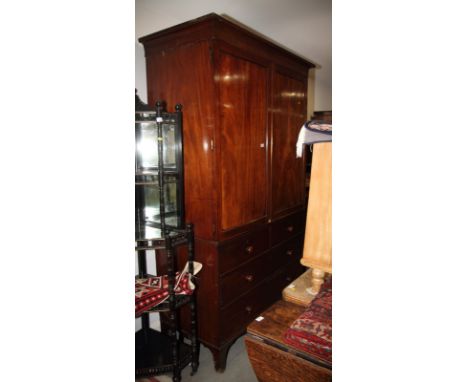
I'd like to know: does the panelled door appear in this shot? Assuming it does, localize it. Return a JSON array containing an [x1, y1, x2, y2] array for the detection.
[[271, 68, 308, 218], [216, 50, 268, 232]]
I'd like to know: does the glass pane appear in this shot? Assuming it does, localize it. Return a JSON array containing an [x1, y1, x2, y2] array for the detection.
[[135, 122, 177, 171], [162, 123, 176, 168], [136, 121, 158, 169], [135, 110, 183, 239], [135, 175, 180, 227], [135, 223, 163, 241]]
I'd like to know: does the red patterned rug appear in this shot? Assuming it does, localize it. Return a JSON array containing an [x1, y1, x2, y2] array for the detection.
[[283, 276, 332, 365], [136, 377, 160, 382]]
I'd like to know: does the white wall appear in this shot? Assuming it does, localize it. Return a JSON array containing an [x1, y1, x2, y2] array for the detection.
[[135, 0, 331, 111], [135, 42, 147, 103]]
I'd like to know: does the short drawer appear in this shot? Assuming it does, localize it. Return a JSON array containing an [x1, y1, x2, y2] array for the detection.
[[271, 235, 304, 269], [270, 211, 306, 247], [285, 261, 307, 285], [219, 227, 269, 275], [220, 269, 287, 342], [220, 250, 274, 306]]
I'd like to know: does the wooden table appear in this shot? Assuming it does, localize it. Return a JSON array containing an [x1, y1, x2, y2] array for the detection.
[[245, 300, 332, 382]]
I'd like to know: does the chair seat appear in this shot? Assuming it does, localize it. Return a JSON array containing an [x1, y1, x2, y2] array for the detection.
[[135, 261, 202, 317], [283, 276, 332, 365], [135, 273, 193, 317]]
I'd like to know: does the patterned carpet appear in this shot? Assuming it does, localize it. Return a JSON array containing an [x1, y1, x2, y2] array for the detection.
[[136, 377, 160, 382], [283, 276, 332, 365]]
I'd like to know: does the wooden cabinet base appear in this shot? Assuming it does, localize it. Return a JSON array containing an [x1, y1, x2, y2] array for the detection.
[[245, 336, 331, 382]]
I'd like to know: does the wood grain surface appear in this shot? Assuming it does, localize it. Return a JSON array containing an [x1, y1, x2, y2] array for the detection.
[[245, 337, 331, 382], [245, 300, 331, 382], [301, 142, 332, 273]]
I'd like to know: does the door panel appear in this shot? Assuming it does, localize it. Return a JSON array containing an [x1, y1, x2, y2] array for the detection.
[[271, 71, 307, 216], [217, 52, 268, 231], [147, 42, 217, 239]]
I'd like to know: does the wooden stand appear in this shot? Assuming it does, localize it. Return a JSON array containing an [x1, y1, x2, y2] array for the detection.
[[135, 98, 199, 382], [309, 268, 326, 296], [282, 269, 314, 307], [301, 143, 332, 274]]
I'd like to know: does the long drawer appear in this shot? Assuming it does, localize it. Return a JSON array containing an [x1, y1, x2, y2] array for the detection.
[[218, 227, 269, 275], [219, 268, 292, 344], [220, 250, 275, 306]]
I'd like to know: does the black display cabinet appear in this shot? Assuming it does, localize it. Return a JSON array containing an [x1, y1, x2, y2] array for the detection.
[[135, 91, 199, 382]]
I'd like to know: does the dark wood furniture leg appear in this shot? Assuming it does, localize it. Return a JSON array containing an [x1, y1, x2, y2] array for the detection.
[[207, 341, 236, 372]]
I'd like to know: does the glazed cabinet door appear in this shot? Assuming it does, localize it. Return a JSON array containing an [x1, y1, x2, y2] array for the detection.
[[216, 51, 268, 232], [271, 69, 308, 217]]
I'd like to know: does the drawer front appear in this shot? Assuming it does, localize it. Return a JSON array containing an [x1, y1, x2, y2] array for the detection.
[[271, 234, 304, 269], [270, 211, 306, 247], [220, 268, 289, 343], [220, 250, 275, 306], [219, 227, 269, 275], [285, 261, 307, 285]]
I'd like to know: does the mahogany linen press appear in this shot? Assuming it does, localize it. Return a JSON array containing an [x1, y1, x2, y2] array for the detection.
[[138, 13, 314, 371]]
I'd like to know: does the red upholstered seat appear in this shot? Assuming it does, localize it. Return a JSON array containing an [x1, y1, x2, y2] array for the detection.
[[283, 277, 332, 365], [135, 273, 194, 317], [135, 261, 202, 317]]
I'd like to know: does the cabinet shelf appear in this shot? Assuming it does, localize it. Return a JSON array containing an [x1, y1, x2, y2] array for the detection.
[[135, 288, 193, 313], [135, 271, 193, 312], [136, 169, 180, 177], [135, 221, 187, 244], [135, 329, 192, 377]]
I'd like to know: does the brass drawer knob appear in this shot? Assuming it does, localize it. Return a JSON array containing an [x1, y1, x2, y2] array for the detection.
[[286, 249, 293, 256], [287, 225, 294, 232], [245, 245, 254, 254], [244, 274, 254, 282]]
